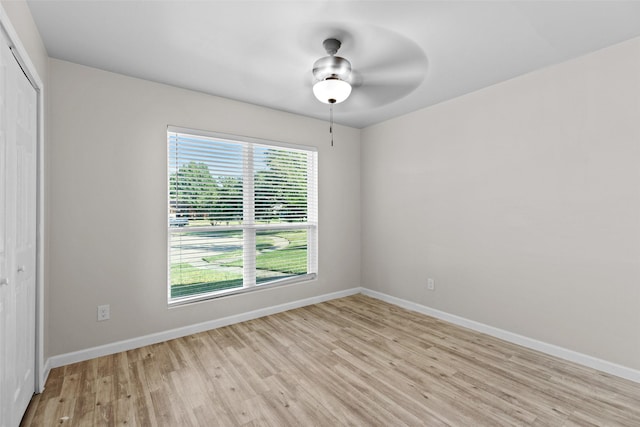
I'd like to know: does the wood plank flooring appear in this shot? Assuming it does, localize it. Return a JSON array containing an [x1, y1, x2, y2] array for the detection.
[[21, 294, 640, 426]]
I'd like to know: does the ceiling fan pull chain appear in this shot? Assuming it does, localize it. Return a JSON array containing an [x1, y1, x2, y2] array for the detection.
[[330, 103, 334, 147]]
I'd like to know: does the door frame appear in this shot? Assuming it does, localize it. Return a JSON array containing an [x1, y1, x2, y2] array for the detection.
[[0, 5, 46, 393]]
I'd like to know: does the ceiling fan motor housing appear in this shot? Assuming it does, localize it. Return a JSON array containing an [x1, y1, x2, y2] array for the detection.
[[313, 55, 352, 81]]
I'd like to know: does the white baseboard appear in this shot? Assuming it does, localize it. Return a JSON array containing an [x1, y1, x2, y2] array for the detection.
[[45, 286, 640, 385], [361, 288, 640, 384], [45, 287, 361, 374]]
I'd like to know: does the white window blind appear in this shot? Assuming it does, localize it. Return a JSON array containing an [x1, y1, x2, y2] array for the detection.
[[168, 127, 318, 304]]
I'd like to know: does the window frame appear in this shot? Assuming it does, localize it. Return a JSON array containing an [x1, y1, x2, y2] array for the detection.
[[167, 126, 318, 306]]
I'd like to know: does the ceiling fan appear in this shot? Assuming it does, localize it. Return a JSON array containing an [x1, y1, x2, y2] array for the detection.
[[311, 38, 353, 105], [308, 31, 428, 112], [308, 33, 427, 144]]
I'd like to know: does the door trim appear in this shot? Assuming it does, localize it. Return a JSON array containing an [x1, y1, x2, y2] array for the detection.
[[0, 4, 46, 393]]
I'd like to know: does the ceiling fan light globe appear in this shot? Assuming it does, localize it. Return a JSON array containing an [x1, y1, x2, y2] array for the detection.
[[313, 79, 352, 104]]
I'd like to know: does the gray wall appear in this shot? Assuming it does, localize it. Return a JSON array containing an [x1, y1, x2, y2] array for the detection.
[[48, 59, 361, 357], [362, 37, 640, 370]]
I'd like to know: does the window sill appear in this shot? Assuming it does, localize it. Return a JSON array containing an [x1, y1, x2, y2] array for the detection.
[[168, 273, 317, 308]]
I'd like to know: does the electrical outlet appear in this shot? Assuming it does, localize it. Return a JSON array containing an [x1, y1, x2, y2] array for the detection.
[[427, 278, 435, 291], [97, 304, 110, 321]]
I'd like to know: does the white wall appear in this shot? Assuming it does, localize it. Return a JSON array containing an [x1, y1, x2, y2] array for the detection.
[[362, 37, 640, 370], [48, 59, 361, 357]]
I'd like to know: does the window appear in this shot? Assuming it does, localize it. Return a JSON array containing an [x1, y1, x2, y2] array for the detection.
[[167, 127, 318, 304]]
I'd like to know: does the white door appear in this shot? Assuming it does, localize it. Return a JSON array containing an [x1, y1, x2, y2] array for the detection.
[[0, 28, 9, 427], [0, 27, 38, 427]]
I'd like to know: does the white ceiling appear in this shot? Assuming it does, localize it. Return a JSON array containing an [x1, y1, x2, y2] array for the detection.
[[26, 1, 640, 128]]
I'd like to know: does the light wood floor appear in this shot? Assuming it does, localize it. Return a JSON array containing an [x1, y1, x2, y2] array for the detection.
[[21, 294, 640, 426]]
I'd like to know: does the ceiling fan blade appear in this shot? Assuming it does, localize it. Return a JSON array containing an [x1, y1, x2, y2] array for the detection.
[[346, 61, 427, 109], [346, 81, 419, 110], [356, 52, 428, 84]]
